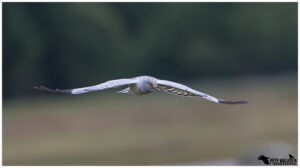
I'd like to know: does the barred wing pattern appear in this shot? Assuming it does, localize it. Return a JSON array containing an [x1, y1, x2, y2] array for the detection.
[[156, 79, 248, 104], [34, 78, 137, 95]]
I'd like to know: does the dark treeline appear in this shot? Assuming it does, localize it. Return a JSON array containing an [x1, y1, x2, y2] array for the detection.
[[3, 3, 297, 99]]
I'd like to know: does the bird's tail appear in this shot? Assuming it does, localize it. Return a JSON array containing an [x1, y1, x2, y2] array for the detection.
[[117, 87, 132, 94]]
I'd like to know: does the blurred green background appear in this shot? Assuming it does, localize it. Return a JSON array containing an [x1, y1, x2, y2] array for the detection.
[[3, 2, 297, 165]]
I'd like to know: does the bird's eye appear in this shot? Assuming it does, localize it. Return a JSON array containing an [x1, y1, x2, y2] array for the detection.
[[148, 83, 152, 86]]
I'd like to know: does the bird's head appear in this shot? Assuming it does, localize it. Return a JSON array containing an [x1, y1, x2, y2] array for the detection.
[[148, 81, 157, 88], [142, 77, 157, 91]]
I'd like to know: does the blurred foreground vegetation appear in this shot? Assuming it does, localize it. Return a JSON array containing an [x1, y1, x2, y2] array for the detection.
[[3, 73, 297, 165]]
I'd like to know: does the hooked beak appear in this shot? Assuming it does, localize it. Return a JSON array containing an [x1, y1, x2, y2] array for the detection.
[[153, 84, 157, 88]]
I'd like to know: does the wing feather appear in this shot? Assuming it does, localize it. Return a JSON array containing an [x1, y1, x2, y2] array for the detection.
[[156, 79, 248, 104], [34, 78, 137, 95]]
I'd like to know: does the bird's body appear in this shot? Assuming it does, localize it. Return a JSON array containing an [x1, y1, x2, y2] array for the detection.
[[129, 76, 157, 95], [34, 75, 248, 104], [129, 84, 151, 95]]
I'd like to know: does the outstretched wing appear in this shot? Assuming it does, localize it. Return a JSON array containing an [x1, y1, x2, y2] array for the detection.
[[156, 79, 248, 104], [34, 78, 137, 95]]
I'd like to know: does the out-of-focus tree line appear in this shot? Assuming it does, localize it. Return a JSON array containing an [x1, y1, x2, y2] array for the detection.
[[3, 3, 297, 99]]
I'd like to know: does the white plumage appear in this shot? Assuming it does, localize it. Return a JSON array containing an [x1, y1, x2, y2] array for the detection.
[[34, 76, 247, 104]]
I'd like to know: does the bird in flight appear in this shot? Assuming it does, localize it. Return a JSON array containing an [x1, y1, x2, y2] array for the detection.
[[33, 76, 248, 104]]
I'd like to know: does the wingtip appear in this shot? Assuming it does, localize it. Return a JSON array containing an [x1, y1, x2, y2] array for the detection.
[[33, 85, 45, 90], [218, 99, 248, 104], [33, 86, 72, 94]]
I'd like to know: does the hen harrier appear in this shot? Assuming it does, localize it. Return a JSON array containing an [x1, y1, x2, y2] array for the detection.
[[33, 76, 248, 104]]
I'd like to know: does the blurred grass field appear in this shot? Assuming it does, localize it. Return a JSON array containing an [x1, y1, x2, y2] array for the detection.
[[3, 73, 297, 165]]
